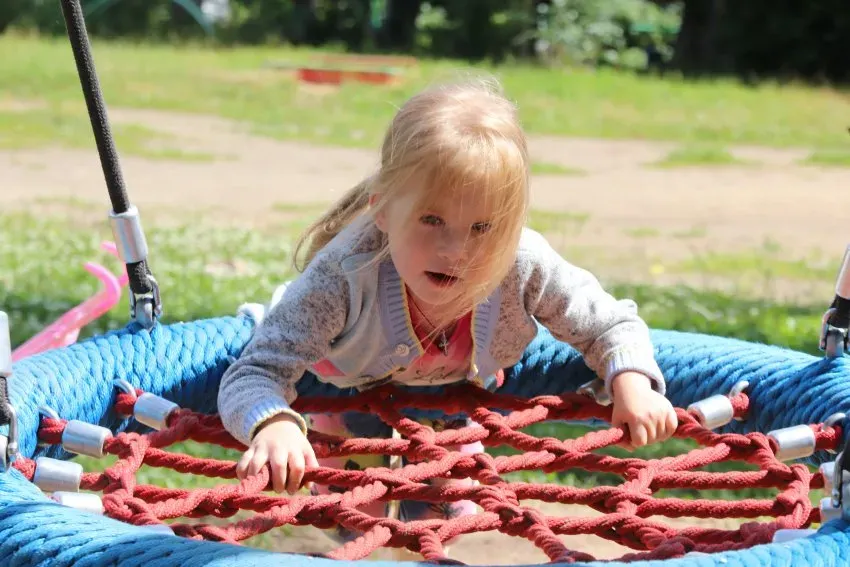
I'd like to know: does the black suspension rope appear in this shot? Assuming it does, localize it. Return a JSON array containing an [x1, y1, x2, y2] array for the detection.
[[58, 0, 154, 299], [832, 297, 850, 330], [0, 1, 164, 431]]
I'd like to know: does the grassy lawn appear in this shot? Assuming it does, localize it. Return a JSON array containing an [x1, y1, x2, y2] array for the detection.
[[0, 108, 221, 160], [3, 209, 824, 353], [800, 149, 850, 167], [530, 161, 584, 175], [2, 33, 850, 154], [653, 143, 750, 168]]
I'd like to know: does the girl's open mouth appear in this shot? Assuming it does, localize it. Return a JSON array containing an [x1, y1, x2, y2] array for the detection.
[[425, 271, 459, 286]]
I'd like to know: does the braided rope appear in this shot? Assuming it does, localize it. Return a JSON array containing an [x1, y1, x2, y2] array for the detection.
[[9, 383, 844, 564]]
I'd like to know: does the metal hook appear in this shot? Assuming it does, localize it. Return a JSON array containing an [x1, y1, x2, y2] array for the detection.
[[826, 413, 848, 454], [728, 380, 750, 422], [112, 378, 137, 400]]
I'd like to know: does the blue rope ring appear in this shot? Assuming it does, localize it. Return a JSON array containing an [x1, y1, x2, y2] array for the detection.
[[2, 315, 849, 566]]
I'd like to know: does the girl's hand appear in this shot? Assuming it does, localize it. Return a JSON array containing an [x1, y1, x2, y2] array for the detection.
[[610, 371, 678, 449], [236, 413, 318, 494]]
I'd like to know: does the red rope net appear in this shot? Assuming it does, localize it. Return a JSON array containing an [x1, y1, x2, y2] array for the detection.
[[11, 385, 842, 564]]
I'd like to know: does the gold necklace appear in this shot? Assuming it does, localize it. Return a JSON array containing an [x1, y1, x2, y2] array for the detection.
[[408, 296, 450, 356]]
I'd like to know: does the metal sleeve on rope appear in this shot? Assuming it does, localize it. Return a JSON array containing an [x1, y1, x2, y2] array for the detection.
[[767, 424, 816, 461], [58, 0, 130, 215], [109, 206, 149, 265], [133, 393, 180, 431], [32, 457, 83, 493]]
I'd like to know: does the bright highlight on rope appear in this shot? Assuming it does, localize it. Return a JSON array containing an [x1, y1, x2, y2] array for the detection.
[[10, 380, 844, 564]]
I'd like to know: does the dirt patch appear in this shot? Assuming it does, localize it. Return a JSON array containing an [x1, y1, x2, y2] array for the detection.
[[2, 106, 845, 302], [0, 97, 48, 113]]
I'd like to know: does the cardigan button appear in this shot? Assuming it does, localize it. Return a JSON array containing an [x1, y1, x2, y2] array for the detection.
[[395, 343, 410, 356]]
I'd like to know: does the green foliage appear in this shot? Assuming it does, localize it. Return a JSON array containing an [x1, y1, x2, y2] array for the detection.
[[213, 0, 295, 45], [529, 0, 681, 70], [28, 0, 215, 40], [3, 0, 682, 72], [413, 1, 534, 62], [410, 0, 682, 69], [0, 0, 26, 34], [7, 0, 850, 82]]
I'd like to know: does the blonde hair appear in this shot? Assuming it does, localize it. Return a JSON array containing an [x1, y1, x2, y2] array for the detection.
[[294, 77, 530, 327]]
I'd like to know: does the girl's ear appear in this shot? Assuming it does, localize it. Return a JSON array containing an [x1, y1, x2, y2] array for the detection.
[[369, 194, 387, 232]]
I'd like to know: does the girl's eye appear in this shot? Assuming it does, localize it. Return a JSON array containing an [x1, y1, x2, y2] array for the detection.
[[420, 215, 444, 226], [472, 222, 491, 234]]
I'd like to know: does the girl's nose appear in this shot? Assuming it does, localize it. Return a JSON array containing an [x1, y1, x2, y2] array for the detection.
[[437, 230, 467, 262]]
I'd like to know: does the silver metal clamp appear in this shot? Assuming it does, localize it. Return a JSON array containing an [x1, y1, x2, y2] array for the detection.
[[0, 312, 19, 472], [686, 380, 750, 430], [827, 426, 850, 521], [0, 406, 19, 473], [820, 314, 848, 358], [108, 206, 162, 330], [577, 378, 612, 407], [819, 246, 850, 358], [130, 275, 162, 330]]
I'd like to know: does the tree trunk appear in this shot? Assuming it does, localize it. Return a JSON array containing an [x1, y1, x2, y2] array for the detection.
[[379, 0, 422, 51], [671, 0, 728, 76]]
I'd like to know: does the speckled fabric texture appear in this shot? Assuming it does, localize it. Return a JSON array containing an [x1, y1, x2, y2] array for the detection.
[[218, 215, 664, 445]]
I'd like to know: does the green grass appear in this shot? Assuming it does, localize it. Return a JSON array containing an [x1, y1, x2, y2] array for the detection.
[[1, 211, 825, 352], [671, 225, 709, 239], [800, 149, 850, 167], [653, 143, 749, 167], [530, 161, 583, 175], [674, 250, 840, 282], [3, 33, 850, 152], [624, 227, 660, 238], [527, 210, 590, 235], [0, 107, 222, 160]]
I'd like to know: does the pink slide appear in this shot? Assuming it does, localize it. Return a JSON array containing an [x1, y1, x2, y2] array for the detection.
[[11, 241, 128, 362]]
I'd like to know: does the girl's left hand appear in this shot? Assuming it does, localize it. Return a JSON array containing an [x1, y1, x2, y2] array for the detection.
[[610, 371, 678, 449]]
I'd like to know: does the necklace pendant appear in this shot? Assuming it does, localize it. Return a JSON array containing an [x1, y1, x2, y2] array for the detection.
[[438, 331, 449, 356]]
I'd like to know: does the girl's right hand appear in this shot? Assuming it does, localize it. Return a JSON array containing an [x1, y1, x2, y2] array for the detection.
[[236, 413, 318, 494]]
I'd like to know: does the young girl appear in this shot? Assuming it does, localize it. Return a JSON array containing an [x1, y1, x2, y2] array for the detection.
[[217, 77, 677, 543]]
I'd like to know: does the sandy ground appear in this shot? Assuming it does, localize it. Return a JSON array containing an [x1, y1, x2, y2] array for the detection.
[[261, 500, 753, 565], [4, 106, 847, 302], [2, 106, 844, 563]]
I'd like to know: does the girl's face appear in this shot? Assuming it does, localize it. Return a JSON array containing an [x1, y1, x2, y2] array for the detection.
[[372, 188, 496, 316]]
